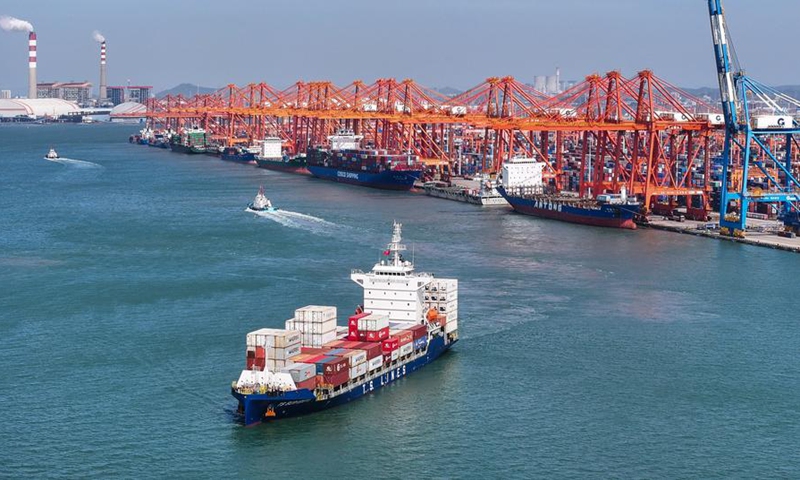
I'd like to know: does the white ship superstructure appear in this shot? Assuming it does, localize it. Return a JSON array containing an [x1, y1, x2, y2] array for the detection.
[[351, 222, 458, 328]]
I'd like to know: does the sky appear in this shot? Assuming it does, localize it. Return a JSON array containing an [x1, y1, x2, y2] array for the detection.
[[0, 0, 797, 96]]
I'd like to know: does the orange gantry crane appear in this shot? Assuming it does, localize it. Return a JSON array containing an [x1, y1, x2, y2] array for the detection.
[[140, 70, 727, 218]]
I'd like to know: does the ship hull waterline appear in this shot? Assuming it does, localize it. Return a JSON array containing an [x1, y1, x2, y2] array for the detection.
[[232, 335, 454, 426], [307, 165, 421, 191]]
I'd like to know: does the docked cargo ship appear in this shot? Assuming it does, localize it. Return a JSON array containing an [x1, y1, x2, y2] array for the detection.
[[306, 130, 423, 190], [497, 158, 640, 229], [169, 128, 208, 154], [424, 174, 508, 206], [253, 137, 310, 175], [231, 222, 459, 426], [221, 146, 257, 164]]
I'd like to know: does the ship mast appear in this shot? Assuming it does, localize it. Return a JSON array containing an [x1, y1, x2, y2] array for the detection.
[[387, 221, 407, 267]]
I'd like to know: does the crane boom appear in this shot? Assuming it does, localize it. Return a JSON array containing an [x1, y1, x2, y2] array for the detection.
[[708, 0, 739, 130]]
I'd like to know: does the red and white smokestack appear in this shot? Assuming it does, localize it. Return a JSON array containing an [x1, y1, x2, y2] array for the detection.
[[99, 41, 107, 101], [28, 31, 37, 99]]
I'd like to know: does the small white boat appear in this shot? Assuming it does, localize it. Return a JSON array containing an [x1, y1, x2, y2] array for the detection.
[[247, 186, 278, 212], [44, 148, 59, 160]]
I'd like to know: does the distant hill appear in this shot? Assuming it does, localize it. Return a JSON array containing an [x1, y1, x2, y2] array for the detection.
[[156, 83, 218, 98], [435, 86, 463, 97]]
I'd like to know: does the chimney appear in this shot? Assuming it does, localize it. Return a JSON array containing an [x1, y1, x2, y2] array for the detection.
[[28, 31, 37, 99], [99, 41, 107, 102]]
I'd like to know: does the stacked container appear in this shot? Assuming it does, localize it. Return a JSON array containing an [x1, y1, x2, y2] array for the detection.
[[348, 312, 389, 342], [246, 328, 302, 372], [381, 337, 400, 363], [280, 363, 317, 390], [285, 305, 338, 347], [316, 356, 350, 387]]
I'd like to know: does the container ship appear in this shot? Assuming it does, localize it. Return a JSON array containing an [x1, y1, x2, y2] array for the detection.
[[169, 128, 208, 154], [221, 145, 258, 164], [254, 137, 311, 175], [231, 222, 459, 426], [497, 157, 640, 229], [306, 130, 423, 190]]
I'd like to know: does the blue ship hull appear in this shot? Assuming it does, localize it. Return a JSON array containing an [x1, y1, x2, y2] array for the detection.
[[307, 166, 421, 191], [497, 186, 638, 229], [232, 335, 455, 426]]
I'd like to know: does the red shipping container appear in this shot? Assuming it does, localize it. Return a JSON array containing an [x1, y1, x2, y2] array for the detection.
[[246, 356, 256, 370], [396, 331, 413, 346], [253, 357, 265, 370], [358, 330, 368, 341], [348, 312, 370, 328], [255, 346, 266, 359], [326, 340, 348, 349], [301, 347, 327, 355], [320, 370, 350, 387], [348, 324, 359, 339], [322, 357, 349, 375], [382, 337, 399, 352], [296, 377, 317, 390], [366, 327, 389, 342], [355, 342, 383, 360], [298, 354, 327, 364], [410, 324, 428, 340], [340, 341, 364, 349]]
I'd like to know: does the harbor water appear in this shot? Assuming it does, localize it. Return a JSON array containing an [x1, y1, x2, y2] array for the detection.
[[1, 124, 799, 477]]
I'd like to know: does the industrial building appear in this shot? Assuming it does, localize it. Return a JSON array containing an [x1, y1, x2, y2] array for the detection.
[[36, 82, 93, 105], [106, 85, 153, 106]]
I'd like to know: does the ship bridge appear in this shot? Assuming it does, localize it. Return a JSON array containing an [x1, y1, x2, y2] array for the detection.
[[351, 222, 433, 323]]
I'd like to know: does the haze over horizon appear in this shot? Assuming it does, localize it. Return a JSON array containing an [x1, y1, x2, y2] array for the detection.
[[1, 0, 798, 96]]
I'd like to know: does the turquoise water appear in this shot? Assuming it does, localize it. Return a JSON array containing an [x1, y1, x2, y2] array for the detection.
[[1, 124, 798, 478]]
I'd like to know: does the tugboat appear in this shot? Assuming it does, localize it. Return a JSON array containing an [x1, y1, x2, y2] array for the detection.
[[246, 186, 278, 212], [44, 148, 59, 160]]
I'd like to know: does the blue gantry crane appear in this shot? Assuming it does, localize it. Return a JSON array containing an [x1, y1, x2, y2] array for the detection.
[[708, 0, 800, 236]]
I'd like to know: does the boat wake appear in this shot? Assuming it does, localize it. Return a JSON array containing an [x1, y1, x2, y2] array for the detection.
[[46, 157, 103, 169], [249, 208, 342, 235]]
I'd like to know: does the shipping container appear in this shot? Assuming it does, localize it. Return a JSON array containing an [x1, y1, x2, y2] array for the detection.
[[365, 327, 389, 342], [349, 362, 368, 379], [246, 328, 302, 348], [295, 377, 317, 390], [319, 356, 349, 375], [255, 346, 266, 359], [294, 305, 337, 323], [281, 362, 316, 383], [392, 330, 413, 346], [320, 370, 350, 387], [326, 348, 346, 356], [399, 342, 413, 356], [342, 349, 367, 366], [271, 344, 302, 360], [410, 324, 428, 339], [301, 347, 327, 355], [348, 312, 371, 328], [357, 313, 390, 331], [381, 337, 399, 352], [368, 356, 383, 371]]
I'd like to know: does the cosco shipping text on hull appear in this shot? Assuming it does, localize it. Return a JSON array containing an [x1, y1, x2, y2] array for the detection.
[[307, 166, 421, 191]]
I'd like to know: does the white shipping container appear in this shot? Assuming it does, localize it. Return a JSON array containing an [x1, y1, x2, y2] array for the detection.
[[399, 343, 413, 356], [246, 328, 302, 348], [346, 350, 367, 367], [295, 305, 337, 323], [303, 330, 337, 348], [357, 313, 389, 331], [391, 349, 399, 361], [270, 344, 301, 361], [281, 363, 315, 382], [349, 362, 368, 379], [752, 115, 793, 130], [445, 319, 459, 334], [293, 319, 337, 334], [368, 356, 383, 371], [265, 359, 291, 372]]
